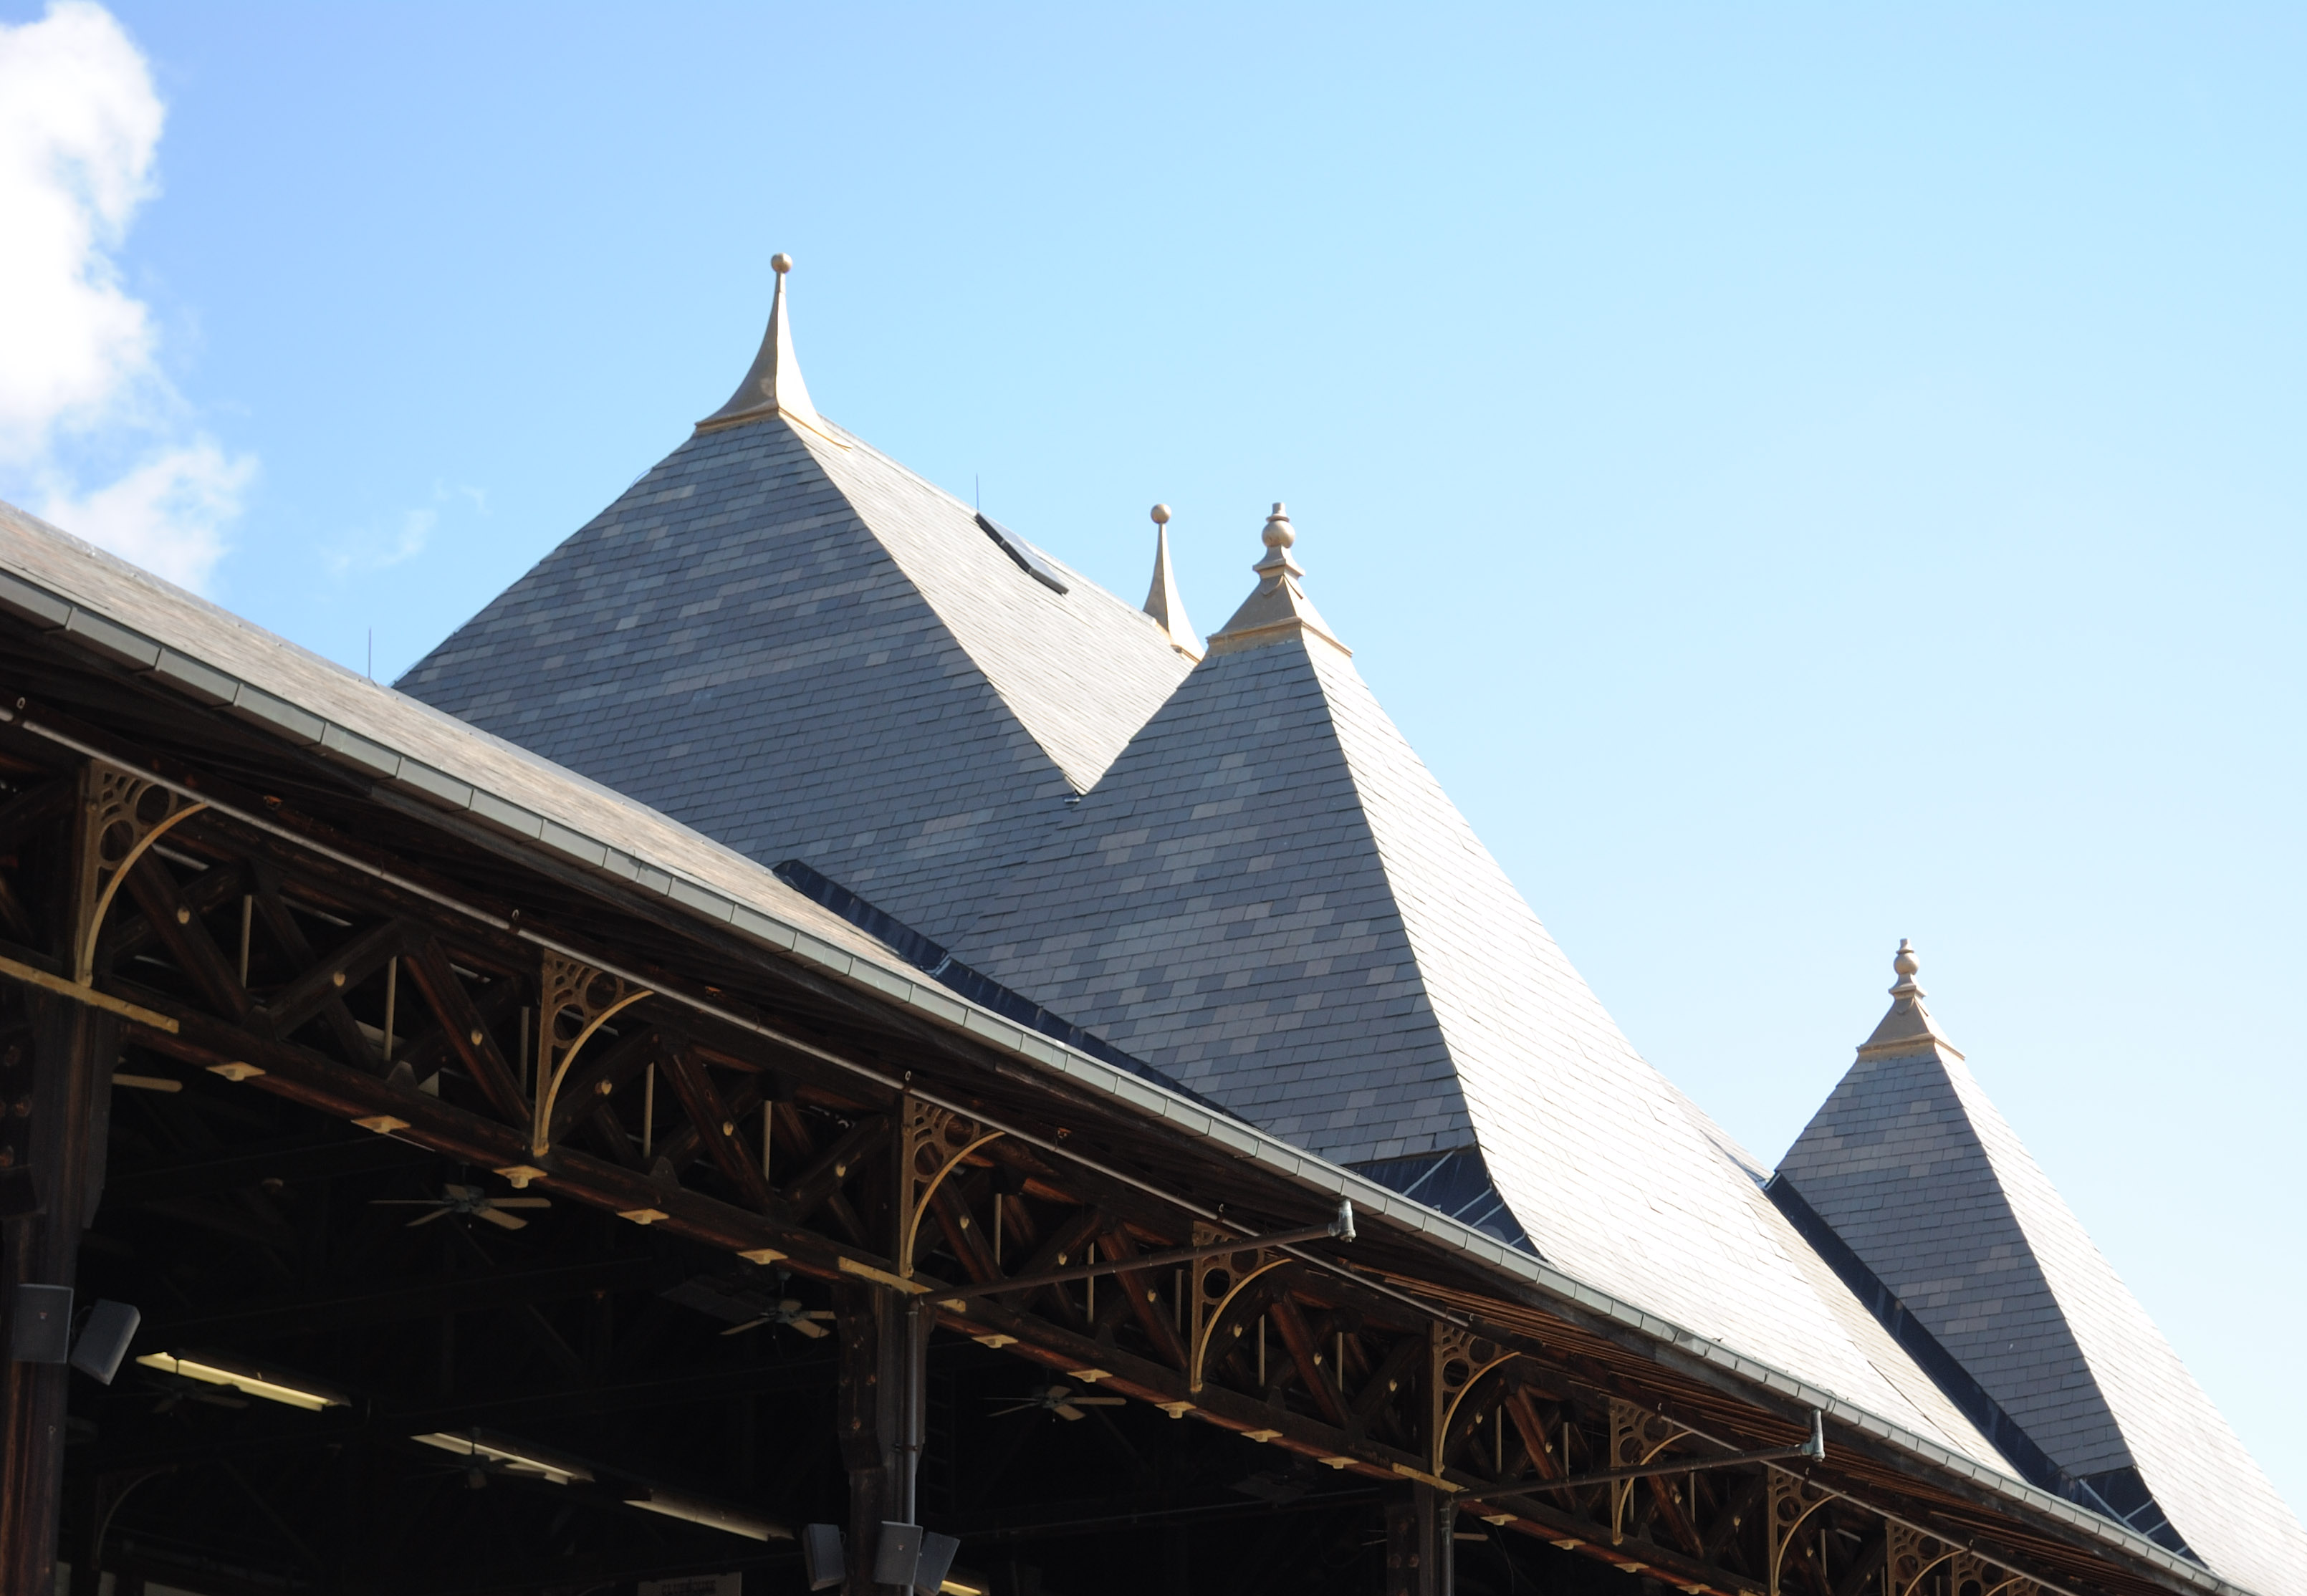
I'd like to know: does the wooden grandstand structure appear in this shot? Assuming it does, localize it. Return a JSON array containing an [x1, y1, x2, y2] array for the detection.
[[0, 497, 2258, 1596]]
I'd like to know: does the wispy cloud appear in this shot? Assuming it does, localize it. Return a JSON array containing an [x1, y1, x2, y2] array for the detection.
[[0, 1, 254, 593], [325, 482, 486, 578]]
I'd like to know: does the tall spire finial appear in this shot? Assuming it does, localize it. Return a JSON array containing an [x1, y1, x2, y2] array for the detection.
[[1143, 504, 1203, 661], [697, 252, 830, 438]]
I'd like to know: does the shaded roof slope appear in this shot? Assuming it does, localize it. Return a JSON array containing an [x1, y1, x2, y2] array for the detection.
[[1778, 948, 2307, 1591], [961, 516, 2010, 1467], [398, 410, 1189, 946]]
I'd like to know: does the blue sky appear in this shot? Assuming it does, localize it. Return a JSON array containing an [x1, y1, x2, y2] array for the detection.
[[5, 1, 2303, 1521]]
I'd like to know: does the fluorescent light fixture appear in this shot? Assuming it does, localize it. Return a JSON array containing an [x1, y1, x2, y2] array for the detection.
[[941, 1580, 989, 1596], [411, 1429, 592, 1486], [134, 1351, 347, 1411], [624, 1489, 787, 1542]]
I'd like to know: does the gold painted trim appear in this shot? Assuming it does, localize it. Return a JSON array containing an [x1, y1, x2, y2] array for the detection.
[[0, 951, 180, 1032], [77, 799, 206, 983]]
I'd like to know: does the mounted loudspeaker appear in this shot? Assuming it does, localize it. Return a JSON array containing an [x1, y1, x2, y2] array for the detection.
[[913, 1530, 961, 1595], [800, 1523, 845, 1591], [874, 1522, 924, 1587], [72, 1299, 141, 1385], [9, 1284, 71, 1364]]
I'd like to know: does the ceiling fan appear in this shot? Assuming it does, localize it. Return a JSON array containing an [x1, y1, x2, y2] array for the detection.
[[370, 1183, 552, 1231], [718, 1297, 837, 1340], [986, 1382, 1126, 1423]]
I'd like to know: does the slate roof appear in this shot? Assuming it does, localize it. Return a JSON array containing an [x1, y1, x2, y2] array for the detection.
[[1778, 955, 2307, 1592], [958, 530, 2010, 1468], [0, 486, 2275, 1596], [397, 409, 1189, 947]]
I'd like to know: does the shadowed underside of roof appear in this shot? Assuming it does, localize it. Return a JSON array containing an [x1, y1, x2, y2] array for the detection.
[[1778, 962, 2307, 1592], [397, 414, 1189, 945]]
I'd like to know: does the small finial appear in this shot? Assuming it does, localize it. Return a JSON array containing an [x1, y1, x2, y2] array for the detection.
[[1890, 938, 1922, 997], [1255, 502, 1303, 579], [772, 252, 794, 274], [1151, 504, 1171, 526]]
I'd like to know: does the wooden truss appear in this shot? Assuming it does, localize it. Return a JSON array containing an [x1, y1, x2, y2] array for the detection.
[[0, 692, 2205, 1596]]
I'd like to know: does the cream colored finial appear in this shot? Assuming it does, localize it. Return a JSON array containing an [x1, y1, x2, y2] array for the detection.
[[1205, 499, 1346, 655], [1254, 502, 1303, 579], [1143, 504, 1202, 661], [1856, 936, 1960, 1058], [1890, 938, 1924, 999], [697, 252, 832, 440]]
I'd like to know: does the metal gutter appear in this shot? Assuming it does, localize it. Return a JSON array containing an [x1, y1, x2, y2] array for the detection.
[[0, 554, 2253, 1596]]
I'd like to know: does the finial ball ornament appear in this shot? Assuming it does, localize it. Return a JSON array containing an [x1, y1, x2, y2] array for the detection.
[[1262, 501, 1295, 551], [772, 253, 794, 274], [1151, 504, 1171, 525], [1894, 938, 1919, 979]]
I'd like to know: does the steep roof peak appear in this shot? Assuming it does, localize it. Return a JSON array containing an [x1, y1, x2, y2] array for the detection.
[[1857, 937, 1964, 1059], [1142, 504, 1202, 661], [1207, 502, 1350, 656], [697, 253, 840, 443]]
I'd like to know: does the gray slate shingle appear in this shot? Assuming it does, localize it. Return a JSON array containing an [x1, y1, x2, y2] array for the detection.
[[1780, 1026, 2307, 1591], [959, 622, 2006, 1468], [397, 415, 1189, 944]]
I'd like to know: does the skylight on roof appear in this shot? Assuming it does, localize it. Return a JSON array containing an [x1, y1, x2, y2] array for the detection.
[[975, 513, 1069, 594]]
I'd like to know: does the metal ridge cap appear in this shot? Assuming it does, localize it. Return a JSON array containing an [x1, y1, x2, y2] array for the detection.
[[0, 554, 2250, 1596]]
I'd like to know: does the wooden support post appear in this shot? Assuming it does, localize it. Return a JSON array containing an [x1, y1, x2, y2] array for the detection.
[[0, 991, 119, 1596], [1386, 1483, 1451, 1596], [836, 1281, 898, 1596]]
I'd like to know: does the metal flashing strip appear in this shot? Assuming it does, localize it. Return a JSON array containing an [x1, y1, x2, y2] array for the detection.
[[0, 557, 2256, 1596]]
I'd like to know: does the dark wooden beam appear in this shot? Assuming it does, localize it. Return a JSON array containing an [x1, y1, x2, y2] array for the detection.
[[400, 935, 527, 1122], [120, 855, 251, 1021]]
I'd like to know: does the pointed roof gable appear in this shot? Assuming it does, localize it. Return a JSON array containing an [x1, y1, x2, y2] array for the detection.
[[958, 516, 2013, 1468], [398, 269, 1190, 942], [1778, 946, 2307, 1590]]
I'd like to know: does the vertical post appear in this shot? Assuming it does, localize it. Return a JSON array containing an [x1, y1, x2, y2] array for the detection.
[[0, 999, 119, 1595], [835, 1282, 896, 1595], [2, 763, 125, 1596], [894, 1295, 927, 1527], [1384, 1484, 1449, 1596]]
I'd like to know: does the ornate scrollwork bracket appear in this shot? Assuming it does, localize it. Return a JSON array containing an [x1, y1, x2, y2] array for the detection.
[[1434, 1326, 1517, 1478], [1605, 1398, 1690, 1544], [1886, 1522, 1956, 1596], [1767, 1468, 1836, 1595], [1186, 1224, 1288, 1394], [527, 952, 650, 1160], [896, 1095, 1002, 1277], [75, 761, 206, 985]]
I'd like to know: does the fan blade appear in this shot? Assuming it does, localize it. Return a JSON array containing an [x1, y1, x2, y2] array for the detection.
[[443, 1183, 479, 1199], [718, 1317, 774, 1337], [1075, 1397, 1126, 1406], [1055, 1405, 1086, 1421], [492, 1198, 552, 1208], [986, 1403, 1036, 1418], [802, 1310, 835, 1320], [368, 1199, 441, 1206], [479, 1208, 529, 1230], [406, 1208, 454, 1226], [789, 1318, 830, 1339]]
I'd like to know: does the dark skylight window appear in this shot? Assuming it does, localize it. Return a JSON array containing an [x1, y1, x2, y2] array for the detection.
[[975, 512, 1069, 594]]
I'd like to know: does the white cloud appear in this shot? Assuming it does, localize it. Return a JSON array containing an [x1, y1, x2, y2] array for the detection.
[[325, 484, 485, 580], [0, 2, 253, 593], [35, 441, 253, 590]]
